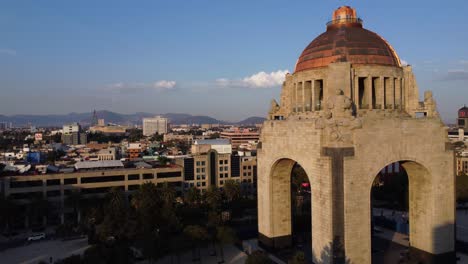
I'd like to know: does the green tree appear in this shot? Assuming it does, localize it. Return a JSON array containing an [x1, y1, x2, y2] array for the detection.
[[204, 185, 222, 211], [128, 128, 143, 142], [158, 182, 176, 208], [184, 187, 201, 207], [99, 187, 129, 240], [223, 180, 241, 203], [132, 183, 163, 234]]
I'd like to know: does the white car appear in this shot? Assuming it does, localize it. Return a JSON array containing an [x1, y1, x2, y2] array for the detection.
[[27, 233, 46, 241]]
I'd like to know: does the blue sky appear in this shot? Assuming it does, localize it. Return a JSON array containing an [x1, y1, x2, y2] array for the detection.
[[1, 1, 467, 122]]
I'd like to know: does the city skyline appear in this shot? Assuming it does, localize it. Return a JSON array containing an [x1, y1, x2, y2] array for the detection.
[[1, 1, 468, 122]]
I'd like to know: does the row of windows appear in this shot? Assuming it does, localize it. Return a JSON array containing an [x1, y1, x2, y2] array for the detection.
[[243, 172, 252, 177], [196, 161, 206, 166], [219, 166, 229, 172], [196, 168, 206, 173], [219, 160, 228, 165], [196, 174, 206, 180], [219, 173, 229, 178], [196, 182, 206, 187], [9, 171, 182, 188], [243, 165, 253, 170]]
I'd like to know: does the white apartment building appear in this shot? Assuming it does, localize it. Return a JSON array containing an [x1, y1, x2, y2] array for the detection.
[[143, 116, 168, 136]]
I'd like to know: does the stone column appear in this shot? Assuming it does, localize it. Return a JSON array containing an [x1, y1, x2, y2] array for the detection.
[[301, 81, 305, 112], [354, 76, 360, 109], [290, 83, 296, 113], [385, 77, 395, 109], [294, 83, 298, 112], [395, 78, 402, 109], [304, 81, 312, 111], [365, 76, 372, 109], [322, 147, 355, 263], [378, 77, 385, 109]]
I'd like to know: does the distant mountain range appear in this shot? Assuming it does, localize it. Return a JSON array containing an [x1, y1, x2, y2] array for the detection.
[[0, 111, 266, 127]]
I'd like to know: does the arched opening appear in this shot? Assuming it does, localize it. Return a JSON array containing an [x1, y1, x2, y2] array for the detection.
[[370, 160, 430, 264], [291, 163, 311, 253], [266, 159, 312, 262]]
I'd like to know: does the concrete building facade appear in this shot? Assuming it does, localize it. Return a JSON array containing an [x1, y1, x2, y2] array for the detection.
[[257, 6, 455, 264], [175, 139, 256, 192], [220, 131, 260, 150], [143, 116, 168, 136], [0, 165, 183, 226]]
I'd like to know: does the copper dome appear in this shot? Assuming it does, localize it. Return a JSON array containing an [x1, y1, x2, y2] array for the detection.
[[459, 106, 468, 118], [294, 6, 401, 72]]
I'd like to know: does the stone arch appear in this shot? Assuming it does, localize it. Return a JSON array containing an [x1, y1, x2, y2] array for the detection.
[[367, 158, 433, 262], [263, 158, 313, 249]]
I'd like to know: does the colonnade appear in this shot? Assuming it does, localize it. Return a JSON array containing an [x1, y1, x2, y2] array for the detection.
[[354, 76, 403, 110], [290, 76, 404, 112], [291, 79, 324, 112]]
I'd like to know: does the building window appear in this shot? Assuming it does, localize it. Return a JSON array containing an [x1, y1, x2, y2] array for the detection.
[[201, 161, 206, 166], [202, 182, 206, 186]]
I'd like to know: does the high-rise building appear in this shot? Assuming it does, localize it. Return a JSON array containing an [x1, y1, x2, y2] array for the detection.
[[143, 116, 168, 136], [62, 122, 87, 145], [174, 139, 256, 192]]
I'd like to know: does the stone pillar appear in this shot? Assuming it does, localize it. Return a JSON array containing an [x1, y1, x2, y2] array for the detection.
[[311, 79, 316, 111], [290, 83, 296, 113], [395, 78, 402, 109], [378, 77, 385, 109], [258, 159, 295, 249], [304, 81, 312, 111], [385, 77, 395, 109], [322, 147, 355, 263], [365, 76, 372, 109], [297, 82, 303, 112], [301, 81, 305, 112], [354, 76, 360, 110]]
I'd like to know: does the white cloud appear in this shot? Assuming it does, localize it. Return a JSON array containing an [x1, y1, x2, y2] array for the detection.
[[439, 69, 468, 81], [0, 48, 16, 56], [107, 80, 176, 92], [400, 59, 409, 66], [217, 70, 289, 89], [153, 80, 176, 89]]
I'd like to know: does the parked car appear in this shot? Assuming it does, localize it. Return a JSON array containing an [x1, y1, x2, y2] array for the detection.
[[27, 233, 46, 241]]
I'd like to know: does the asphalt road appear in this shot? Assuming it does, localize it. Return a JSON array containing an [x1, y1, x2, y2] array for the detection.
[[0, 237, 89, 264]]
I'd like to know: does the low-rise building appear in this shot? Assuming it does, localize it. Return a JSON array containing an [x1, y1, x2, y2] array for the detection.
[[1, 165, 184, 226], [220, 130, 260, 150]]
